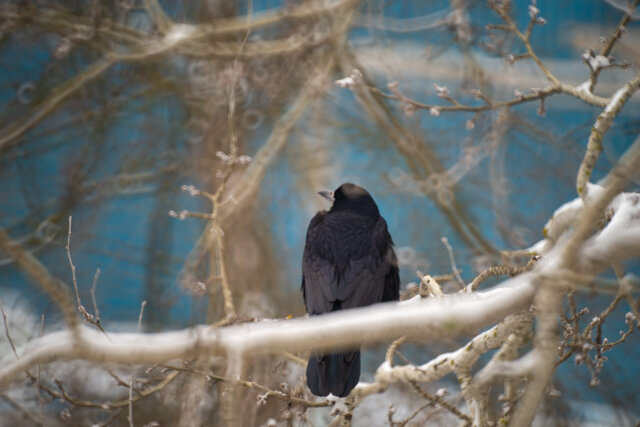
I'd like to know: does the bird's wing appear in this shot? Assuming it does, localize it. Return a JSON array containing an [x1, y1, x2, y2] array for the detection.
[[302, 213, 338, 315], [380, 225, 400, 302], [382, 261, 400, 302], [337, 217, 396, 308]]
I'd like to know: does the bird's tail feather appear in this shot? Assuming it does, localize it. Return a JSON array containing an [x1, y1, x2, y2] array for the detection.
[[306, 351, 360, 397]]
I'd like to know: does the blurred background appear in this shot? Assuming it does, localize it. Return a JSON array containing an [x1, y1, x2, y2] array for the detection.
[[1, 0, 639, 425]]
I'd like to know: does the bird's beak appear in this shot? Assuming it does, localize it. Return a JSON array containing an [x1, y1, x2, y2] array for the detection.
[[317, 190, 334, 202]]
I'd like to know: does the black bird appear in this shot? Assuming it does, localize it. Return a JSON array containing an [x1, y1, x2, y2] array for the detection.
[[302, 182, 400, 397]]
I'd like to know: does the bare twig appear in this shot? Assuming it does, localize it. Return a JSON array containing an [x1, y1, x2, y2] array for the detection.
[[94, 408, 124, 427], [39, 369, 180, 410], [589, 0, 640, 92], [91, 268, 101, 324], [441, 237, 464, 287], [488, 2, 609, 107], [129, 300, 147, 427], [36, 314, 45, 425], [367, 81, 567, 113], [65, 217, 106, 333], [0, 299, 19, 359], [201, 371, 329, 408], [393, 401, 433, 426], [410, 381, 471, 424], [66, 217, 81, 307], [385, 336, 407, 366], [465, 257, 538, 292]]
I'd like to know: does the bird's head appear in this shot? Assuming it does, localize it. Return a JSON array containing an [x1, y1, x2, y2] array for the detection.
[[318, 183, 380, 217]]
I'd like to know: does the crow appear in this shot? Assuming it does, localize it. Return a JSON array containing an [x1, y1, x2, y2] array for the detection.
[[302, 182, 400, 397]]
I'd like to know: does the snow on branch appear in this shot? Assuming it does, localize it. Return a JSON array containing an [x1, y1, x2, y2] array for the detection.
[[373, 310, 533, 386], [536, 183, 640, 274], [579, 191, 640, 271], [0, 278, 536, 390]]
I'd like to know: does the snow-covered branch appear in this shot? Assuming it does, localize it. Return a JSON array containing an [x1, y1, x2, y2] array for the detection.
[[512, 137, 640, 426], [373, 310, 533, 387], [0, 280, 535, 390]]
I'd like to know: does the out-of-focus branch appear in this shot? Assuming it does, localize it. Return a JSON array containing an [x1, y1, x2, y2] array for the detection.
[[474, 336, 535, 387], [33, 369, 180, 410], [172, 2, 357, 325], [339, 57, 500, 257], [172, 0, 359, 41], [2, 0, 357, 44], [0, 227, 78, 332], [143, 0, 172, 33], [205, 371, 329, 408], [0, 0, 358, 155], [0, 393, 43, 426], [0, 58, 113, 155], [0, 299, 20, 359], [216, 48, 342, 224]]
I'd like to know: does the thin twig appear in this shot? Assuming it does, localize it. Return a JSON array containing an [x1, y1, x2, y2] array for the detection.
[[66, 216, 82, 308], [410, 381, 472, 424], [65, 217, 106, 333], [441, 237, 464, 287], [589, 0, 640, 92], [205, 371, 330, 408], [394, 401, 433, 426], [0, 299, 19, 359], [488, 2, 609, 107], [36, 314, 45, 425], [94, 408, 124, 427], [465, 257, 538, 292], [386, 336, 407, 366], [367, 81, 566, 113], [91, 268, 101, 324], [38, 369, 180, 410], [129, 300, 147, 427], [227, 0, 253, 157]]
